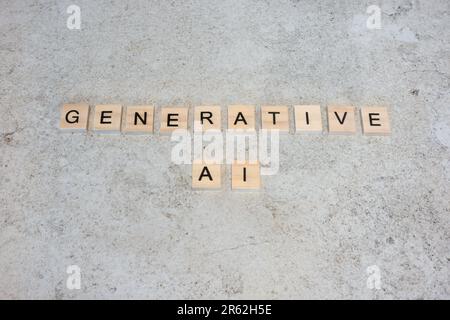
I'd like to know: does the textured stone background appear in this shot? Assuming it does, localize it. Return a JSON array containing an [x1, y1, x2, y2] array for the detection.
[[0, 0, 449, 299]]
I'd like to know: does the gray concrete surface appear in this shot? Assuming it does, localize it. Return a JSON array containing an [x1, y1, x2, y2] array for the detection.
[[0, 0, 449, 299]]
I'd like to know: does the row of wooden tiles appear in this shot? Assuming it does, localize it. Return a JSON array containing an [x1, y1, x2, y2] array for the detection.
[[60, 104, 391, 135], [193, 162, 261, 190]]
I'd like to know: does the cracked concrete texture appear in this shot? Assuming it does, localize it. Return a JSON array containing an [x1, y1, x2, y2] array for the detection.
[[0, 0, 449, 299]]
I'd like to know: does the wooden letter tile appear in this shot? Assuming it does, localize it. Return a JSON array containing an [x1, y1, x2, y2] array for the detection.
[[231, 162, 261, 190], [228, 105, 256, 131], [192, 163, 222, 189], [60, 103, 89, 131], [261, 106, 289, 132], [327, 106, 356, 134], [93, 104, 122, 132], [123, 105, 154, 133], [294, 105, 322, 133], [194, 106, 221, 132], [160, 107, 189, 133], [361, 106, 391, 135]]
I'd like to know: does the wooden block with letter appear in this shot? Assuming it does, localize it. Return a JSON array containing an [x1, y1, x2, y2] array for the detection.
[[160, 107, 189, 133], [261, 106, 289, 132], [327, 105, 356, 134], [192, 163, 222, 189], [60, 103, 90, 131], [123, 105, 154, 133], [294, 105, 323, 133], [231, 162, 261, 190], [228, 105, 256, 131], [361, 106, 391, 135], [93, 104, 122, 132], [194, 106, 221, 132]]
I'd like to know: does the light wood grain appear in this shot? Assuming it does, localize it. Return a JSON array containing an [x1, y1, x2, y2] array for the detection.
[[261, 106, 289, 132], [361, 106, 391, 135], [294, 105, 323, 133], [123, 105, 154, 133], [327, 105, 356, 134], [60, 103, 90, 131], [160, 107, 189, 133], [194, 106, 221, 132], [231, 162, 261, 190], [93, 104, 122, 132], [227, 105, 256, 130], [192, 163, 222, 189]]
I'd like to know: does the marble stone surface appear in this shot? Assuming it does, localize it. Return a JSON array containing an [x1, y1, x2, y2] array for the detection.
[[0, 0, 449, 299]]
